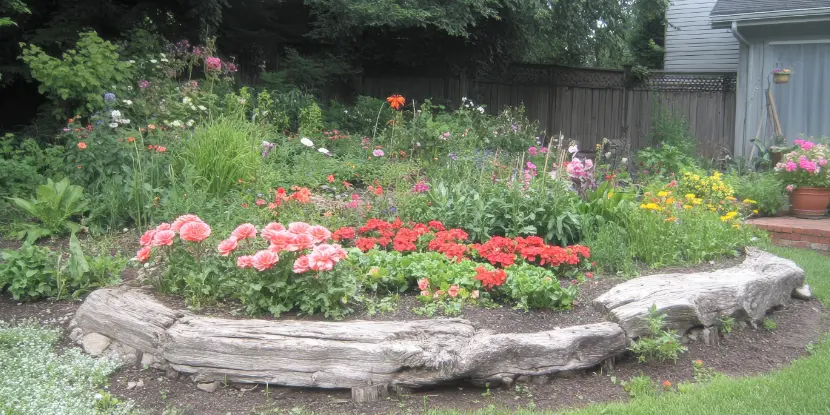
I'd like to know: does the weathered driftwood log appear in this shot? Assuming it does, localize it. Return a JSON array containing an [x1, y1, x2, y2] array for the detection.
[[72, 287, 626, 389], [593, 248, 805, 338]]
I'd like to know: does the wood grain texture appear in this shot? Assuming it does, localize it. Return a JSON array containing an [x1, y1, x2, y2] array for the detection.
[[593, 248, 805, 338], [72, 289, 626, 389]]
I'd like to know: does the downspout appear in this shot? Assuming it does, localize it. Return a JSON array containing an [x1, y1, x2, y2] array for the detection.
[[730, 21, 751, 159]]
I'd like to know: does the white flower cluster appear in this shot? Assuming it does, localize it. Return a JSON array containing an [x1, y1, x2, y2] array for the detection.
[[108, 109, 130, 128], [0, 323, 133, 415]]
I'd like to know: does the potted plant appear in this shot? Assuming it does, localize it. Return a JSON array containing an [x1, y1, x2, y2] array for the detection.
[[769, 135, 788, 166], [774, 139, 830, 218], [773, 68, 793, 84]]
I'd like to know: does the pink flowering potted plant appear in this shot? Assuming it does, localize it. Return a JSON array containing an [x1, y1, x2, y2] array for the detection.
[[774, 138, 830, 218], [773, 68, 792, 84]]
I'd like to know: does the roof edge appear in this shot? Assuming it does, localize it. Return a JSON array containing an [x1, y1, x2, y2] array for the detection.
[[711, 6, 830, 21]]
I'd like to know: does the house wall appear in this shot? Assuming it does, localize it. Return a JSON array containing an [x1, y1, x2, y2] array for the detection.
[[665, 0, 740, 72], [733, 22, 830, 157]]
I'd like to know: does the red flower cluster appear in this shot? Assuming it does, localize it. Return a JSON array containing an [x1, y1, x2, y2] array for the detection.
[[474, 266, 507, 290], [472, 236, 590, 269], [427, 229, 469, 262]]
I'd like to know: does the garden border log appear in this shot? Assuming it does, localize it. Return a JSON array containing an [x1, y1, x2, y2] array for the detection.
[[71, 287, 627, 389], [593, 248, 805, 338]]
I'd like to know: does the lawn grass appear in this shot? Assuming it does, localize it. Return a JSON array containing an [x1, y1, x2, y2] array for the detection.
[[430, 246, 830, 415]]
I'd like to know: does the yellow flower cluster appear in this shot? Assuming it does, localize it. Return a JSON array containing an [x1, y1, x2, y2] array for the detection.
[[639, 188, 755, 226], [678, 171, 735, 204]]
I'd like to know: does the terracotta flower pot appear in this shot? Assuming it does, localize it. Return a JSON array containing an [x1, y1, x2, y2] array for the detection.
[[773, 73, 791, 84], [789, 187, 830, 219]]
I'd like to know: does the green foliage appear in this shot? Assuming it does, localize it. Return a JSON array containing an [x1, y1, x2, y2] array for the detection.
[[176, 117, 264, 197], [582, 219, 635, 276], [0, 134, 48, 199], [620, 375, 658, 399], [763, 317, 777, 331], [9, 178, 87, 242], [501, 263, 578, 311], [628, 304, 688, 363], [0, 243, 58, 301], [0, 234, 123, 301], [636, 106, 698, 177], [717, 316, 736, 335], [298, 101, 324, 137], [20, 31, 134, 115], [259, 48, 353, 92], [327, 95, 394, 137], [628, 0, 670, 69], [0, 322, 132, 415], [622, 204, 756, 268], [0, 0, 30, 28], [409, 179, 581, 245]]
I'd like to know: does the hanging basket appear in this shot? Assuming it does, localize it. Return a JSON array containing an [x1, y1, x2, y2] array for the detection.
[[773, 73, 791, 84]]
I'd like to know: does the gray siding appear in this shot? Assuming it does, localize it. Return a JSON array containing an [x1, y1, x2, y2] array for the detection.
[[664, 0, 740, 72], [712, 0, 830, 16]]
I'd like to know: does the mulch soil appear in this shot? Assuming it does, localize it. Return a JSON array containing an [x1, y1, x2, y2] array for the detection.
[[1, 243, 828, 415]]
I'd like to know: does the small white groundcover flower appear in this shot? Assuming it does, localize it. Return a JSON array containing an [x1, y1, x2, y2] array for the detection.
[[318, 147, 329, 154], [300, 137, 314, 147], [108, 122, 118, 128], [111, 110, 121, 118]]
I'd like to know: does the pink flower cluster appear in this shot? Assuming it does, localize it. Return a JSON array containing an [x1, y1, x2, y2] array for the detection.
[[221, 222, 346, 273], [136, 215, 211, 262], [206, 57, 222, 72], [566, 157, 593, 178], [776, 140, 828, 175]]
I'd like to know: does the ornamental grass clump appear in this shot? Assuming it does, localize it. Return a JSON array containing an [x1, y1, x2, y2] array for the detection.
[[774, 139, 830, 190]]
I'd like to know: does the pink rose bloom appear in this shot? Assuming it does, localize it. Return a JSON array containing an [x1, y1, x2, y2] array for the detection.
[[471, 290, 480, 299], [252, 250, 279, 271], [447, 285, 459, 298], [584, 159, 594, 170], [179, 221, 212, 243], [527, 146, 537, 156], [307, 225, 332, 244], [288, 222, 311, 235], [801, 141, 815, 151], [330, 244, 348, 261], [237, 255, 254, 268], [307, 252, 335, 271], [139, 229, 157, 247], [785, 160, 797, 172], [292, 233, 315, 251], [155, 222, 172, 231], [263, 222, 286, 232], [420, 290, 430, 297], [293, 255, 310, 274], [231, 223, 257, 240], [418, 278, 430, 291], [264, 230, 296, 252], [136, 247, 152, 262], [217, 238, 238, 256], [152, 230, 175, 247], [171, 214, 203, 232], [206, 57, 222, 71]]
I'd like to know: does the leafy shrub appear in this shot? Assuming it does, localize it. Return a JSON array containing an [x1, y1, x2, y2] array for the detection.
[[728, 172, 785, 216], [9, 178, 88, 242], [408, 179, 581, 245], [0, 243, 59, 300], [327, 95, 395, 136], [21, 31, 134, 115], [0, 234, 123, 301], [636, 144, 695, 178], [176, 117, 264, 196], [0, 134, 48, 199], [298, 101, 324, 137], [501, 263, 578, 311], [628, 304, 687, 363], [582, 219, 635, 276], [648, 106, 696, 155]]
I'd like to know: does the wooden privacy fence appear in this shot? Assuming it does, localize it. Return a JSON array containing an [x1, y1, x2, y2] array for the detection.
[[356, 65, 737, 158]]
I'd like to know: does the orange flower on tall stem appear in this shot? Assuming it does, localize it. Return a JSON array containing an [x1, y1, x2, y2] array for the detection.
[[386, 94, 405, 110]]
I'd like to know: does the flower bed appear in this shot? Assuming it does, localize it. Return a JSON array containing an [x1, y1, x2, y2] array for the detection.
[[135, 215, 593, 319]]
